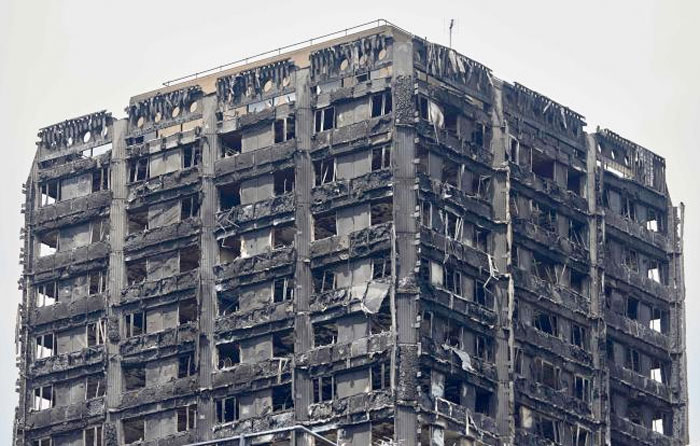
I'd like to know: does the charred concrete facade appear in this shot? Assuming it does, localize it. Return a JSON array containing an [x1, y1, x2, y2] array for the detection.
[[14, 22, 687, 446]]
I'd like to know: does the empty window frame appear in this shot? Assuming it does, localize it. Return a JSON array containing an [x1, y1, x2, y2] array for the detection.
[[650, 358, 666, 384], [625, 347, 641, 373], [217, 290, 240, 316], [35, 333, 56, 359], [272, 384, 294, 412], [92, 167, 110, 193], [178, 353, 196, 378], [217, 342, 241, 369], [313, 269, 336, 293], [86, 320, 106, 347], [124, 312, 146, 337], [372, 257, 391, 280], [32, 438, 51, 446], [221, 130, 242, 158], [89, 270, 108, 295], [314, 157, 336, 185], [533, 311, 558, 337], [372, 145, 391, 171], [313, 320, 338, 347], [36, 281, 58, 307], [126, 259, 147, 285], [178, 299, 197, 325], [274, 116, 296, 143], [86, 374, 105, 399], [531, 150, 554, 180], [569, 219, 588, 247], [370, 91, 393, 117], [38, 230, 58, 256], [272, 225, 295, 249], [574, 375, 591, 403], [273, 168, 295, 196], [533, 358, 559, 389], [273, 331, 294, 358], [127, 209, 148, 234], [177, 404, 197, 432], [39, 180, 60, 207], [215, 396, 239, 424], [313, 211, 337, 240], [90, 219, 110, 243], [474, 334, 493, 361], [84, 426, 103, 446], [567, 167, 585, 195], [371, 362, 391, 391], [443, 264, 462, 296], [33, 385, 54, 410], [314, 107, 336, 132], [531, 253, 557, 283], [123, 364, 146, 391], [571, 323, 588, 350], [313, 375, 335, 403], [181, 195, 200, 220], [535, 415, 561, 443], [182, 144, 201, 168], [128, 156, 149, 183], [122, 417, 145, 444], [273, 278, 295, 303], [370, 199, 393, 226], [219, 235, 241, 262], [572, 426, 590, 446]]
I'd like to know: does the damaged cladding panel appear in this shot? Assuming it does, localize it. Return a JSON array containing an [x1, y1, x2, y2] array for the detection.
[[14, 21, 687, 446]]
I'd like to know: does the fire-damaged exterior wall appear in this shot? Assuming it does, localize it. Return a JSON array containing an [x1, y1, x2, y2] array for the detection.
[[14, 22, 687, 446]]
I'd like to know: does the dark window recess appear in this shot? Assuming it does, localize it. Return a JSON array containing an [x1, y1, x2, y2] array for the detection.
[[314, 158, 336, 185], [475, 335, 492, 361], [372, 257, 391, 280], [369, 297, 392, 335], [313, 375, 335, 403], [273, 278, 294, 303], [123, 364, 145, 391], [217, 290, 239, 315], [626, 297, 639, 320], [215, 397, 239, 423], [441, 158, 460, 188], [127, 209, 148, 234], [89, 270, 107, 295], [314, 107, 335, 132], [273, 331, 294, 358], [475, 388, 492, 415], [180, 248, 200, 272], [219, 182, 241, 210], [534, 358, 559, 389], [123, 417, 145, 444], [182, 144, 201, 168], [272, 384, 294, 412], [92, 167, 110, 192], [273, 168, 295, 195], [313, 321, 338, 347], [370, 199, 393, 225], [274, 116, 296, 143], [533, 312, 558, 336], [444, 375, 462, 404], [471, 123, 485, 147], [625, 347, 641, 373], [535, 416, 559, 442], [219, 236, 241, 262], [371, 363, 391, 390], [272, 225, 295, 248], [570, 269, 587, 295], [314, 212, 337, 239], [221, 130, 242, 158], [313, 269, 336, 293], [86, 374, 105, 399], [473, 226, 489, 251], [569, 219, 588, 246], [178, 353, 196, 378], [372, 145, 391, 171], [574, 375, 590, 402], [371, 91, 393, 117], [217, 342, 240, 369], [178, 300, 197, 324], [181, 195, 200, 220], [567, 168, 585, 195], [417, 96, 429, 120], [128, 157, 149, 183], [571, 323, 588, 350], [177, 405, 197, 432], [124, 312, 146, 337], [444, 265, 462, 296], [84, 426, 103, 446], [531, 150, 554, 180]]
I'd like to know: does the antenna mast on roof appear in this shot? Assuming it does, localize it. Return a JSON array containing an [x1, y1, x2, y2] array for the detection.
[[449, 19, 455, 48]]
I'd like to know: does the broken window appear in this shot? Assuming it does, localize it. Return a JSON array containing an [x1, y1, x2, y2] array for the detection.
[[652, 414, 665, 435], [532, 252, 557, 284], [215, 396, 239, 424], [86, 320, 106, 347], [572, 426, 590, 446], [313, 211, 337, 240], [474, 280, 489, 307], [370, 91, 393, 117], [571, 323, 588, 350], [531, 150, 554, 180], [272, 384, 294, 412], [177, 404, 197, 432], [314, 157, 336, 185], [625, 347, 641, 373], [534, 358, 559, 389], [507, 137, 519, 164], [219, 235, 241, 262], [122, 417, 144, 444], [472, 226, 489, 251], [370, 199, 393, 225], [444, 375, 462, 404], [623, 247, 639, 272], [273, 167, 295, 196], [38, 230, 58, 257], [569, 219, 588, 247], [470, 175, 491, 200], [221, 130, 242, 158], [475, 335, 492, 361], [646, 208, 664, 233], [89, 270, 107, 295], [123, 364, 145, 391], [124, 312, 146, 337], [32, 438, 51, 446], [369, 297, 392, 335], [570, 270, 587, 295], [314, 107, 336, 132], [92, 167, 110, 193], [647, 260, 664, 283], [217, 290, 239, 315], [274, 115, 296, 143], [371, 421, 394, 445], [86, 374, 105, 399], [84, 426, 103, 446], [372, 257, 391, 280], [650, 307, 665, 333], [567, 167, 585, 195], [180, 247, 200, 272], [272, 225, 295, 248], [36, 281, 58, 307], [371, 362, 391, 391], [90, 219, 109, 243], [533, 311, 558, 337], [535, 415, 560, 443], [178, 353, 196, 378], [127, 209, 148, 234], [273, 331, 294, 358], [182, 144, 201, 168], [532, 201, 557, 233], [444, 265, 462, 296], [273, 278, 294, 303], [313, 375, 335, 403], [475, 388, 492, 415], [35, 333, 55, 359], [313, 269, 336, 293], [178, 299, 197, 325], [128, 156, 149, 183], [33, 385, 54, 410], [371, 145, 391, 171], [574, 375, 591, 402], [445, 319, 463, 348], [441, 158, 461, 188], [417, 96, 429, 120], [622, 196, 636, 220], [313, 321, 338, 347], [39, 180, 60, 207], [126, 259, 146, 285], [651, 358, 666, 384], [217, 342, 240, 369], [181, 195, 200, 220]]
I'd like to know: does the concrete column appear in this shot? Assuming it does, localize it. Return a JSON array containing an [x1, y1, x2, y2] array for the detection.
[[196, 95, 220, 440], [106, 118, 127, 442]]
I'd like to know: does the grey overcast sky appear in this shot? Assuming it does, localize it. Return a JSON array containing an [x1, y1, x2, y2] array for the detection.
[[1, 0, 698, 442]]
